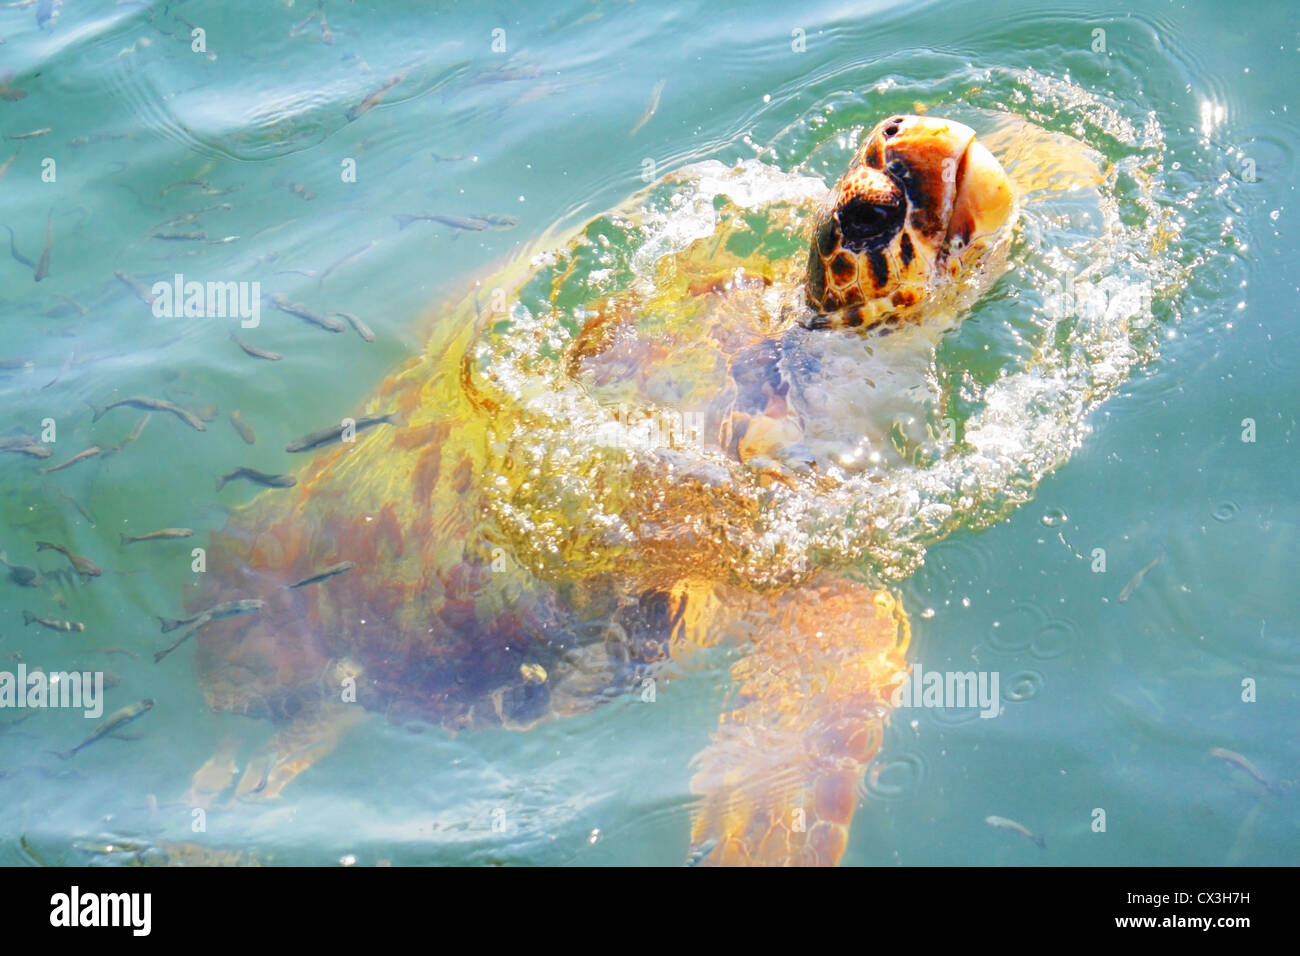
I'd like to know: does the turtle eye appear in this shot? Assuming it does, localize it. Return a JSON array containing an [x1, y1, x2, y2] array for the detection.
[[836, 196, 904, 250]]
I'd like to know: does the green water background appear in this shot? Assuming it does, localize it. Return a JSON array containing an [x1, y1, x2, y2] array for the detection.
[[0, 0, 1296, 865]]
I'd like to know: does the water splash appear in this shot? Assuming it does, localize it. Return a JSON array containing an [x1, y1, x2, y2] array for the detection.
[[467, 66, 1228, 591]]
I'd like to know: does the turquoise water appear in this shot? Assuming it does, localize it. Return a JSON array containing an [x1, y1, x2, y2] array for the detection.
[[1, 0, 1296, 866]]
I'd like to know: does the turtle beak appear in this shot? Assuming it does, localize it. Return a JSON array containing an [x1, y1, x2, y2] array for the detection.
[[947, 138, 1014, 247]]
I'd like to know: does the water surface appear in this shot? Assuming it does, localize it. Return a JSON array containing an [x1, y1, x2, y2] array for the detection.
[[0, 0, 1296, 865]]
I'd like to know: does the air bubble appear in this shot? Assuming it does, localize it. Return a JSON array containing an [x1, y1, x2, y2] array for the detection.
[[1002, 670, 1043, 702], [1212, 501, 1239, 522]]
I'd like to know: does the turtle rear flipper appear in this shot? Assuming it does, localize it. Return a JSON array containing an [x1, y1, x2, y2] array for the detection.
[[688, 577, 909, 866]]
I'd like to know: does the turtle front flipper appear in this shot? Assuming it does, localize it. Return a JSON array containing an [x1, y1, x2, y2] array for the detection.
[[688, 577, 909, 866], [233, 702, 368, 802]]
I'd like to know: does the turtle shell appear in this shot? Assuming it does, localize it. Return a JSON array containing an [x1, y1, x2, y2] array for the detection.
[[187, 120, 1031, 734]]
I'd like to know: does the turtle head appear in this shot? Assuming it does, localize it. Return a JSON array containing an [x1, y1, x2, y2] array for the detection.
[[803, 115, 1013, 330]]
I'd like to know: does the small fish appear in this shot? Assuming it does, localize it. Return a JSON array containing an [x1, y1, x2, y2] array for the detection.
[[121, 527, 195, 545], [151, 230, 208, 242], [229, 409, 256, 445], [464, 66, 544, 88], [0, 554, 43, 590], [285, 413, 397, 452], [22, 610, 84, 632], [154, 613, 210, 661], [33, 207, 51, 280], [1118, 554, 1164, 603], [54, 699, 154, 759], [158, 598, 264, 634], [4, 127, 51, 140], [199, 183, 241, 198], [1210, 747, 1275, 793], [155, 600, 264, 662], [34, 541, 101, 577], [2, 223, 34, 269], [151, 211, 201, 229], [112, 413, 151, 452], [91, 396, 206, 431], [332, 311, 374, 342], [630, 79, 665, 136], [114, 270, 157, 306], [0, 151, 17, 179], [269, 295, 346, 333], [67, 133, 126, 149], [984, 815, 1045, 849], [154, 203, 233, 230], [315, 241, 376, 283], [159, 177, 209, 197], [54, 487, 94, 526], [346, 70, 406, 122], [393, 213, 518, 232], [216, 467, 296, 491], [231, 332, 281, 361], [41, 445, 101, 474], [288, 561, 356, 589], [0, 436, 51, 458], [40, 349, 72, 390]]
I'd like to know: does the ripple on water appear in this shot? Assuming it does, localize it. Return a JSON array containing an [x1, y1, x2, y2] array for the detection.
[[1031, 619, 1078, 660], [930, 705, 985, 727], [1002, 670, 1044, 703], [987, 604, 1042, 654], [1211, 500, 1239, 523], [982, 598, 1080, 663], [923, 535, 996, 595], [862, 751, 927, 802]]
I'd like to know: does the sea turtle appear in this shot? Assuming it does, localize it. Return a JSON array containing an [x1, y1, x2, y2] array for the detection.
[[181, 113, 1101, 865]]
